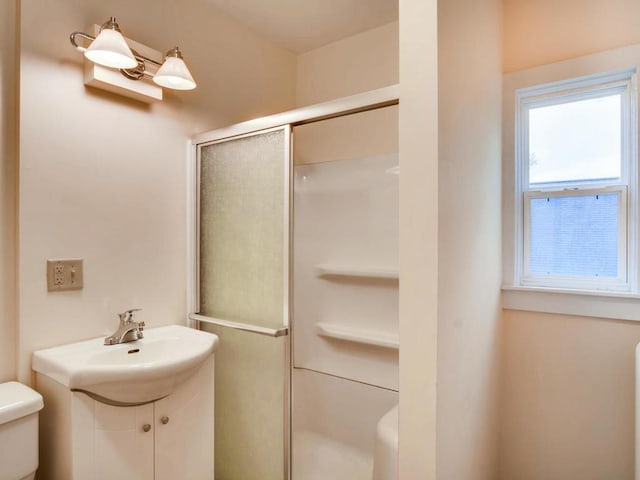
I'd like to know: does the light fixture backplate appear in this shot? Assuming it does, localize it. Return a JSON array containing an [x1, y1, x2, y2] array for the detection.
[[83, 24, 164, 103]]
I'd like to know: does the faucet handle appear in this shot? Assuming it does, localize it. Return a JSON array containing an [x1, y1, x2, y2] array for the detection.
[[118, 308, 142, 325]]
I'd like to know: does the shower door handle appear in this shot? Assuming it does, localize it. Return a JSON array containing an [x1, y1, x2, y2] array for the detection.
[[188, 313, 288, 337]]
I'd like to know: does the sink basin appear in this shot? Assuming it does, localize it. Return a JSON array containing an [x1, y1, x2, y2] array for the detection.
[[32, 325, 218, 404]]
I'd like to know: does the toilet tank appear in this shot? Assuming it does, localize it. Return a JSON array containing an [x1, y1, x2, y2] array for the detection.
[[0, 382, 44, 480]]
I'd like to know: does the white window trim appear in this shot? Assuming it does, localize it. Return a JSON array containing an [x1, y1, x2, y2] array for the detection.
[[515, 69, 636, 291], [502, 44, 640, 320], [502, 286, 640, 322]]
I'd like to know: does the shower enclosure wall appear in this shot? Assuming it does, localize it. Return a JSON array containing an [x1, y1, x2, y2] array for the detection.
[[189, 87, 399, 480]]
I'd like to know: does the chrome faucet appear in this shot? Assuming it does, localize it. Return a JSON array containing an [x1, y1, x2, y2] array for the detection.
[[104, 308, 145, 345]]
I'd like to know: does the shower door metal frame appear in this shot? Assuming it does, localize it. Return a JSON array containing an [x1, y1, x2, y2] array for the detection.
[[189, 125, 292, 337], [187, 84, 399, 480], [189, 124, 293, 480], [188, 84, 399, 333]]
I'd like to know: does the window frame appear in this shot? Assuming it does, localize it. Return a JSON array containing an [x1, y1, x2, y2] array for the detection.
[[522, 186, 628, 289], [513, 68, 638, 293]]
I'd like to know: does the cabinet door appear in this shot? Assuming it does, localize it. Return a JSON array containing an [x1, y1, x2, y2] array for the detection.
[[91, 401, 155, 480], [154, 357, 214, 480]]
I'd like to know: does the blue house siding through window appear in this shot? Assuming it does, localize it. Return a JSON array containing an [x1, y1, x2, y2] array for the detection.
[[529, 193, 619, 277]]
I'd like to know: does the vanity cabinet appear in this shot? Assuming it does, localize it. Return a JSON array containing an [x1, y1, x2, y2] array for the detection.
[[86, 401, 154, 479], [36, 356, 214, 480]]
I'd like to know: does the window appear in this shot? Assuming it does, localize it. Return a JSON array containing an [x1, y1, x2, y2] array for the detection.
[[514, 68, 637, 292]]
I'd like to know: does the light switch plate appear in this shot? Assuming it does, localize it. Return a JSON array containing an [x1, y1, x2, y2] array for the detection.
[[47, 259, 83, 292]]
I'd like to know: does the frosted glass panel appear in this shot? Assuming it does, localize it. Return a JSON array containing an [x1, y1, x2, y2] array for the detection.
[[202, 323, 287, 480], [199, 130, 286, 329], [197, 128, 289, 480]]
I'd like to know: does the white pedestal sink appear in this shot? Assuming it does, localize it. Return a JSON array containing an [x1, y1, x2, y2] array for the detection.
[[32, 325, 218, 480], [32, 324, 218, 404]]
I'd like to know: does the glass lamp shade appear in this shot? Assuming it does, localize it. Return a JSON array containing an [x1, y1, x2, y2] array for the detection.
[[84, 29, 138, 69], [153, 56, 197, 90]]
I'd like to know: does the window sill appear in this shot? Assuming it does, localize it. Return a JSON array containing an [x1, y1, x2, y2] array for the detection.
[[502, 285, 640, 321]]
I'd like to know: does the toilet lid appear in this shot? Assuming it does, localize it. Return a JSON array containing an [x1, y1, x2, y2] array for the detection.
[[0, 382, 44, 425]]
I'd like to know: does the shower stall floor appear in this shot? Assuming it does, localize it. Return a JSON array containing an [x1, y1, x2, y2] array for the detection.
[[292, 430, 373, 480]]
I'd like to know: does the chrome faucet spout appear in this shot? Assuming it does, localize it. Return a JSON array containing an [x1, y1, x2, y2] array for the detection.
[[105, 309, 145, 345]]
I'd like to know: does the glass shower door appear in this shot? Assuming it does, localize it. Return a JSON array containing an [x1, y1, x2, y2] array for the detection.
[[193, 127, 290, 480]]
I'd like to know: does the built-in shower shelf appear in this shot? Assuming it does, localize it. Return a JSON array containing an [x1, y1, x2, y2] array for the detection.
[[314, 264, 399, 280], [316, 322, 399, 350]]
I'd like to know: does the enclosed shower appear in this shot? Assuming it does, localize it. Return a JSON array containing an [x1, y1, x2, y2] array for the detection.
[[188, 88, 399, 479]]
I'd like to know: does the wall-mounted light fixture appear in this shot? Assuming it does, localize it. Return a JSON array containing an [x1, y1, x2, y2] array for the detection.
[[70, 17, 196, 96]]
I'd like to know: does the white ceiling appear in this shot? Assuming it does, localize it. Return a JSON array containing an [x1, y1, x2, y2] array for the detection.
[[202, 0, 398, 53]]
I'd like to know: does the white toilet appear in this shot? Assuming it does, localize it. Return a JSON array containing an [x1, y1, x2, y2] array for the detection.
[[0, 382, 44, 480], [373, 404, 399, 480]]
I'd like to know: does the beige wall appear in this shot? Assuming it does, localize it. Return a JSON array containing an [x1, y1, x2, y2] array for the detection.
[[501, 310, 640, 479], [0, 0, 18, 383], [436, 0, 503, 478], [501, 2, 640, 479], [398, 0, 438, 478], [503, 0, 640, 72], [295, 21, 398, 106], [17, 0, 296, 383]]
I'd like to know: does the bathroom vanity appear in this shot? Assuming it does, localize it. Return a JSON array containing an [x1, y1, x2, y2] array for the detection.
[[32, 325, 217, 480]]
